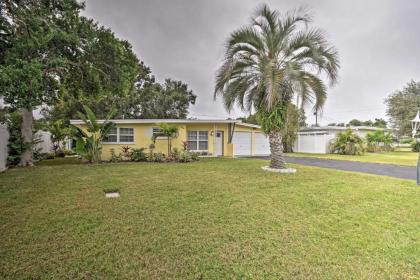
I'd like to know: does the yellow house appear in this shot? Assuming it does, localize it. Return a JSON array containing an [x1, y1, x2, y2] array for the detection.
[[69, 119, 271, 160]]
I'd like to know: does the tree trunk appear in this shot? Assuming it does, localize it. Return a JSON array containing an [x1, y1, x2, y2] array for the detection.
[[268, 131, 286, 169], [19, 107, 34, 167]]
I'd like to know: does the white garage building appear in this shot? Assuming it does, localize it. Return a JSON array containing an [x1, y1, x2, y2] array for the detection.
[[293, 126, 382, 154], [231, 123, 271, 156]]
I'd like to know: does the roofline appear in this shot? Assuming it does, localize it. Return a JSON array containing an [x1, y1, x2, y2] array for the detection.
[[69, 118, 242, 125], [299, 125, 384, 132], [235, 122, 261, 128]]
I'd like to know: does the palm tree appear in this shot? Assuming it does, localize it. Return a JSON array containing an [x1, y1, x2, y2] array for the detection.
[[215, 5, 339, 169], [152, 123, 179, 156]]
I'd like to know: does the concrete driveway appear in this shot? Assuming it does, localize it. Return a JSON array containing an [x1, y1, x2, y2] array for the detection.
[[256, 156, 416, 180]]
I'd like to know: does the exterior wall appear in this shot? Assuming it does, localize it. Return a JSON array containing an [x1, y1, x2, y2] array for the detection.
[[34, 131, 54, 153], [99, 123, 188, 161], [74, 122, 266, 160], [293, 127, 382, 154], [0, 124, 9, 172]]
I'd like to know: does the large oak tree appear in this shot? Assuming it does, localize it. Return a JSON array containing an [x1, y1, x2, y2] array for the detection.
[[0, 0, 83, 166]]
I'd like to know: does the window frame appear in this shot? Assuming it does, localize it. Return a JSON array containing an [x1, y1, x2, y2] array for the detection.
[[152, 127, 167, 140], [118, 128, 134, 144], [102, 127, 135, 144], [187, 130, 208, 152]]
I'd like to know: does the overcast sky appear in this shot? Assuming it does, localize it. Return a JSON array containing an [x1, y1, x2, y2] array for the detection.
[[83, 0, 420, 125]]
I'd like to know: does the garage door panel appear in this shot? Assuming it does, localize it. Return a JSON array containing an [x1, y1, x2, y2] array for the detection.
[[255, 133, 270, 155], [233, 132, 251, 156], [298, 133, 327, 153]]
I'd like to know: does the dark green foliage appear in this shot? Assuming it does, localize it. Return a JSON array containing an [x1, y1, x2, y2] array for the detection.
[[152, 152, 165, 163], [44, 153, 56, 160], [43, 18, 144, 121], [330, 129, 365, 155], [0, 0, 85, 165], [190, 152, 199, 161], [127, 79, 197, 119], [328, 123, 346, 127], [366, 130, 393, 152], [385, 81, 420, 137], [282, 105, 306, 152], [347, 118, 387, 128], [5, 111, 25, 166], [0, 0, 84, 109], [130, 148, 147, 162], [411, 141, 420, 152]]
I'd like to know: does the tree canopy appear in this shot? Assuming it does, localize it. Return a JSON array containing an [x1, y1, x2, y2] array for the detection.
[[385, 80, 420, 137], [1, 0, 196, 165]]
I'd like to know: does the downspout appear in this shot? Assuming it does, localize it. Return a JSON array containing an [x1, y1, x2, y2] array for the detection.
[[213, 123, 216, 157], [228, 122, 236, 143]]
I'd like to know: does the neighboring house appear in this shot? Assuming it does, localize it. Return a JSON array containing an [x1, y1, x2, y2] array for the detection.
[[293, 126, 383, 154], [0, 124, 9, 172], [69, 119, 271, 160], [34, 131, 54, 154]]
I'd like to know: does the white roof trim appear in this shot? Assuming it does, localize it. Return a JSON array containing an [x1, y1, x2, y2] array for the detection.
[[70, 118, 242, 125], [299, 126, 383, 132], [235, 122, 261, 128]]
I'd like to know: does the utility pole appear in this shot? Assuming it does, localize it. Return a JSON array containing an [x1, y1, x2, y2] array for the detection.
[[314, 110, 318, 126]]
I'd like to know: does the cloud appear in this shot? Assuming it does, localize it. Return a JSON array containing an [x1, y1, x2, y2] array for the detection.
[[82, 0, 420, 124]]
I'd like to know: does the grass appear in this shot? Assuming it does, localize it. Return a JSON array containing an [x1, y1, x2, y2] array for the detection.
[[287, 151, 418, 166], [0, 158, 419, 279]]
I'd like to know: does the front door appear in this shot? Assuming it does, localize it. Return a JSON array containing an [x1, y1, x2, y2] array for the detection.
[[215, 131, 224, 156]]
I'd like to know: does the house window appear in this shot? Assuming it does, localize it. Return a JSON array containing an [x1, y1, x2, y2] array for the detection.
[[152, 127, 163, 137], [187, 130, 208, 151], [103, 127, 118, 143], [102, 127, 134, 144], [119, 128, 134, 143]]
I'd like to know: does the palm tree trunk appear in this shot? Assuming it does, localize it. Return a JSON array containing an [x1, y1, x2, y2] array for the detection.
[[19, 107, 34, 167], [268, 131, 286, 169]]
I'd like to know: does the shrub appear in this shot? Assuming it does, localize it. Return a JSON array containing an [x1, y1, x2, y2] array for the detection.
[[4, 111, 26, 166], [366, 130, 393, 152], [191, 152, 199, 161], [178, 151, 193, 162], [72, 106, 115, 163], [121, 145, 132, 159], [109, 149, 122, 163], [172, 148, 181, 160], [401, 138, 414, 144], [329, 129, 365, 155], [55, 149, 66, 158], [46, 153, 56, 159], [153, 152, 165, 162], [130, 148, 147, 162], [411, 141, 420, 152]]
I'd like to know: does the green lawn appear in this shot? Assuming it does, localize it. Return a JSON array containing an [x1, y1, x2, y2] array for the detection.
[[0, 158, 419, 279], [287, 151, 418, 166]]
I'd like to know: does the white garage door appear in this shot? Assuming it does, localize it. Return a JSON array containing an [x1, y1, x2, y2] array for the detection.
[[233, 132, 252, 156], [255, 133, 270, 155], [298, 133, 327, 153]]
